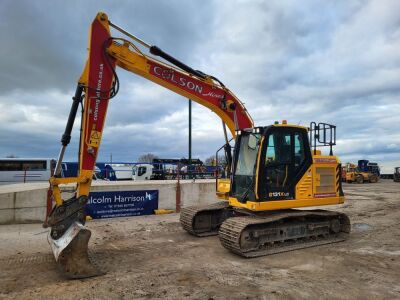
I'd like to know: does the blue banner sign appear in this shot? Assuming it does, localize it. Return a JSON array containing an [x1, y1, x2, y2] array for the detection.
[[85, 190, 159, 219]]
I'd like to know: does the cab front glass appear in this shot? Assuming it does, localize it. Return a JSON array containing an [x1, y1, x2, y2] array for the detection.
[[231, 132, 261, 201]]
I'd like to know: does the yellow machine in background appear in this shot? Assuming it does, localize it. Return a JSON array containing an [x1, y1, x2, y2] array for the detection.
[[345, 163, 379, 183]]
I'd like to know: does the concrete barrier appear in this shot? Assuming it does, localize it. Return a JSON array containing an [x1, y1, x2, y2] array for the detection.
[[0, 179, 218, 224]]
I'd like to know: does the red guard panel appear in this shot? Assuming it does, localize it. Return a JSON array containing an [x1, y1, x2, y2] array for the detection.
[[80, 18, 116, 171]]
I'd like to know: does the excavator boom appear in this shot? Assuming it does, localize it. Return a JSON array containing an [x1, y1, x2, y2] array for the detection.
[[48, 12, 349, 279], [48, 12, 253, 278]]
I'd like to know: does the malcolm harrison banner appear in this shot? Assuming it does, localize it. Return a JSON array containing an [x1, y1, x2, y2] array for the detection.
[[85, 190, 159, 219]]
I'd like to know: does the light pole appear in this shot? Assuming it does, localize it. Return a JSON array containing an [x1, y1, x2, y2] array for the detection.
[[188, 99, 192, 178]]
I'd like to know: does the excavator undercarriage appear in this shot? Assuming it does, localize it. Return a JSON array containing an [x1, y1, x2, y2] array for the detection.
[[180, 204, 350, 257]]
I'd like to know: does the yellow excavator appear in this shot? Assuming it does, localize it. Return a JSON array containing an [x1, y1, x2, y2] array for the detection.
[[47, 12, 350, 279], [344, 163, 379, 183]]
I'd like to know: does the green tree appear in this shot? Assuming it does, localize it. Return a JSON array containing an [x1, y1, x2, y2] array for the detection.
[[138, 153, 158, 163], [205, 155, 226, 166]]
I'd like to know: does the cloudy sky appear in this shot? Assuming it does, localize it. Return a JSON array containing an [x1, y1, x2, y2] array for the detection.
[[0, 0, 399, 173]]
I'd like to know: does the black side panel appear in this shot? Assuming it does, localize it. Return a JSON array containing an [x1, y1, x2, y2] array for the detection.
[[337, 164, 344, 196]]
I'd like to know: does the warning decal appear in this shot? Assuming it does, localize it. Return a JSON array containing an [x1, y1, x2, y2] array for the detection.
[[89, 130, 101, 147]]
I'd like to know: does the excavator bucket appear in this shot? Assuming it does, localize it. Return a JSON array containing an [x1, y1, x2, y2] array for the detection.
[[48, 222, 104, 279]]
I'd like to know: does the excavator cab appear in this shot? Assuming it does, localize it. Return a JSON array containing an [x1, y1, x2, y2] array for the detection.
[[230, 124, 313, 203], [258, 125, 312, 201]]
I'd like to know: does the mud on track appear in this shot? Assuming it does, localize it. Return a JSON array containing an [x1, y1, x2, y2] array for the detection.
[[0, 180, 399, 299]]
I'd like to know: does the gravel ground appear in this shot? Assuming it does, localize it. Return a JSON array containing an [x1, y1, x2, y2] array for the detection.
[[0, 180, 399, 299]]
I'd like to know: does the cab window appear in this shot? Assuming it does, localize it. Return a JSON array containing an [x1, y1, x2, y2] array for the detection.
[[264, 131, 306, 188], [265, 133, 291, 165], [138, 166, 146, 176], [265, 132, 290, 188], [294, 133, 305, 167]]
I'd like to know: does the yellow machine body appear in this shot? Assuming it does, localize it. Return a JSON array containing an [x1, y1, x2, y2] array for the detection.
[[228, 154, 344, 211], [217, 123, 344, 211]]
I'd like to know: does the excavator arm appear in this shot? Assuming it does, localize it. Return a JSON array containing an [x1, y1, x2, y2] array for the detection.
[[47, 12, 253, 279]]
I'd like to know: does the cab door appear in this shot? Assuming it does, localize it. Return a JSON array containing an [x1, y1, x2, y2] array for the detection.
[[257, 127, 312, 201]]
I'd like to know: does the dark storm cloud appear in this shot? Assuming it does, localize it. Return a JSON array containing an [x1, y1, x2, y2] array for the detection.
[[0, 0, 399, 172], [104, 78, 186, 126], [0, 0, 214, 93], [0, 0, 216, 161], [197, 0, 400, 172]]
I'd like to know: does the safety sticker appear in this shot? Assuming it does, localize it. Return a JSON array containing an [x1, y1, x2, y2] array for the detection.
[[89, 130, 101, 147]]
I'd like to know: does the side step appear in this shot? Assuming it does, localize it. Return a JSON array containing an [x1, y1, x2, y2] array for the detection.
[[219, 209, 350, 258]]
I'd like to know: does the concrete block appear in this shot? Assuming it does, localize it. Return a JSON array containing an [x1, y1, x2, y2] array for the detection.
[[0, 209, 14, 224], [180, 183, 194, 207], [15, 189, 47, 208], [0, 192, 14, 209], [2, 179, 218, 224], [92, 185, 157, 194], [158, 185, 177, 209], [181, 181, 217, 207], [14, 207, 46, 223]]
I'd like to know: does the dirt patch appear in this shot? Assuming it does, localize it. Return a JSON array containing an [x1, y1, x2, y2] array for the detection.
[[0, 180, 400, 299]]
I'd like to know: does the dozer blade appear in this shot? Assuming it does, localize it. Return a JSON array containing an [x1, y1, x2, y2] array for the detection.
[[48, 221, 104, 279]]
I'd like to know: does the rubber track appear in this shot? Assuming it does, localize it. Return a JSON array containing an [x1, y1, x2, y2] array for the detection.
[[180, 202, 230, 237], [219, 210, 350, 257]]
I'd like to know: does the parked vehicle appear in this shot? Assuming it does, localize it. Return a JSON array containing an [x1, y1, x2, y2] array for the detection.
[[358, 160, 380, 176], [107, 163, 135, 180], [345, 163, 379, 184], [132, 164, 154, 181], [0, 158, 55, 184], [61, 162, 116, 181], [394, 167, 400, 182], [132, 160, 221, 181]]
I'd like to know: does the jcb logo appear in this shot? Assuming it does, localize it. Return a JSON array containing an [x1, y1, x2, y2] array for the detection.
[[269, 192, 290, 197]]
